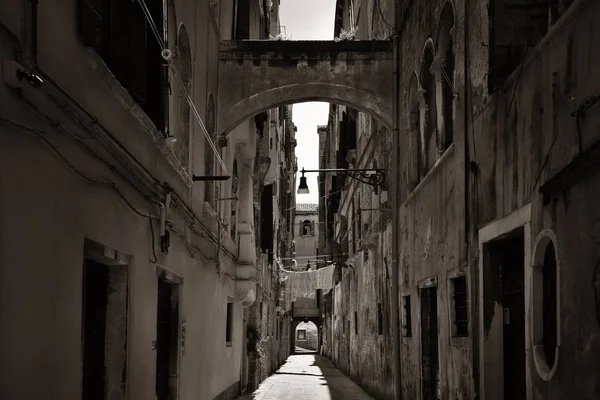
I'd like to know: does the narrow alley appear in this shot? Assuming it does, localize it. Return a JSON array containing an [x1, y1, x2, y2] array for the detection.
[[237, 351, 374, 400], [1, 0, 600, 399]]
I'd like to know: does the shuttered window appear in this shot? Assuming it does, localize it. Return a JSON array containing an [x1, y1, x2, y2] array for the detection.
[[79, 0, 106, 52], [78, 0, 166, 133]]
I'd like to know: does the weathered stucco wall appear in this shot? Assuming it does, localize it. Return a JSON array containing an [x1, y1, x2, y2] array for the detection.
[[395, 0, 471, 397], [294, 210, 319, 269], [471, 0, 600, 397], [0, 0, 281, 399]]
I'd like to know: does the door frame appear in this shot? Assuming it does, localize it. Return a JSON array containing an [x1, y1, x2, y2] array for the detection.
[[417, 275, 438, 400], [155, 265, 183, 400], [477, 204, 532, 400]]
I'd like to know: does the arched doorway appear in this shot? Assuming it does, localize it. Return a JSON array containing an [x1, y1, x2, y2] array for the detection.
[[292, 318, 320, 353]]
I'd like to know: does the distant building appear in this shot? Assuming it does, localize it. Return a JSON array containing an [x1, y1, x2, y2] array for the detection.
[[294, 203, 319, 271]]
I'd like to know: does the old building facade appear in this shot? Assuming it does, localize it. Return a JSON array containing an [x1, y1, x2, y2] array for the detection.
[[294, 203, 319, 271], [320, 0, 600, 399], [317, 3, 396, 400], [0, 0, 293, 399]]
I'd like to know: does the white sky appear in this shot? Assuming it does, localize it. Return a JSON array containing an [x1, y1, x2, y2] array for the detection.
[[279, 0, 336, 204]]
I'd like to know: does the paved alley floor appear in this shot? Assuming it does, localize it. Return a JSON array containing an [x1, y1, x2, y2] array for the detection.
[[237, 352, 375, 400]]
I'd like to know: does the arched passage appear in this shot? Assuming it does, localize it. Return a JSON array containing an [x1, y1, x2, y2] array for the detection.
[[218, 83, 392, 136], [291, 317, 321, 354], [217, 39, 393, 136]]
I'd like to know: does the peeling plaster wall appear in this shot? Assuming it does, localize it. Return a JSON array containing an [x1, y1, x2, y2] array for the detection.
[[395, 0, 472, 398], [471, 0, 600, 398]]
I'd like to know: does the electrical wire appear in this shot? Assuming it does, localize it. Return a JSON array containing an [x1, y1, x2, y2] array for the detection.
[[16, 91, 164, 208], [0, 115, 160, 220], [135, 0, 227, 174]]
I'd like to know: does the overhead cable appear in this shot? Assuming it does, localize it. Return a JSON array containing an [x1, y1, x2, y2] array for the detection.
[[135, 0, 228, 174]]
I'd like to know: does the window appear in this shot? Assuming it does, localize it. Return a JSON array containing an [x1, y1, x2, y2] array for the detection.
[[297, 329, 306, 340], [488, 0, 573, 92], [172, 25, 191, 168], [301, 220, 312, 236], [230, 160, 239, 238], [451, 276, 469, 337], [78, 0, 168, 133], [204, 94, 216, 206], [542, 243, 557, 362], [377, 303, 384, 335], [402, 295, 412, 337], [225, 299, 233, 346], [435, 2, 455, 153], [407, 73, 422, 188], [532, 229, 560, 380], [419, 43, 437, 174], [354, 311, 358, 335]]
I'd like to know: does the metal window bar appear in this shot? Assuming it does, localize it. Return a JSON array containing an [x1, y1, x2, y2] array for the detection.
[[452, 277, 469, 337]]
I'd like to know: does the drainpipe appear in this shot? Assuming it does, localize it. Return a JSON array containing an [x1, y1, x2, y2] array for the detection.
[[463, 0, 477, 396], [391, 0, 403, 399]]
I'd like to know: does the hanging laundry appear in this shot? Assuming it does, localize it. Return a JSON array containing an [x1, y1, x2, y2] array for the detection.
[[282, 264, 336, 300]]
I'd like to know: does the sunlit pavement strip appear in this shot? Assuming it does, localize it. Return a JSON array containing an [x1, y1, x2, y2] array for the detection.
[[237, 353, 375, 400]]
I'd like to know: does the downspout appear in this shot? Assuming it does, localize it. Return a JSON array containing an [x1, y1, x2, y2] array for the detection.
[[463, 0, 477, 397], [391, 0, 403, 399]]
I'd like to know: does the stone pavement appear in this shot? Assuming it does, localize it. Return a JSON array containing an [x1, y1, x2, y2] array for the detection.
[[236, 352, 375, 400]]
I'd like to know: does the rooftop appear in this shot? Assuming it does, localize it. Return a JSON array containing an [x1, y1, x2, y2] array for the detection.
[[296, 203, 319, 213]]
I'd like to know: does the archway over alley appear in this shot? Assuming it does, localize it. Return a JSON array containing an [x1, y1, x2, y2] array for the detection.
[[217, 40, 394, 136]]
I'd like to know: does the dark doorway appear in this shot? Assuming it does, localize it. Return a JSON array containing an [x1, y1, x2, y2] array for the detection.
[[497, 235, 526, 399], [156, 278, 180, 400], [82, 261, 109, 400], [82, 259, 128, 400], [484, 230, 526, 400], [420, 285, 438, 400]]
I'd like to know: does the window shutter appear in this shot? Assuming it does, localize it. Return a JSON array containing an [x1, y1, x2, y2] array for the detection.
[[108, 0, 148, 104], [79, 0, 105, 52], [235, 0, 250, 39]]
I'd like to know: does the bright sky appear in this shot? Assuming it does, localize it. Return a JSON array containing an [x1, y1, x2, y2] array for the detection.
[[279, 0, 336, 204]]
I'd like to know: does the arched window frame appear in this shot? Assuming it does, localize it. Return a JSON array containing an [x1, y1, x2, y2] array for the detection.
[[302, 220, 313, 236], [406, 72, 423, 189], [419, 40, 437, 174], [174, 23, 191, 170], [531, 229, 561, 381], [434, 2, 455, 155], [204, 93, 216, 207]]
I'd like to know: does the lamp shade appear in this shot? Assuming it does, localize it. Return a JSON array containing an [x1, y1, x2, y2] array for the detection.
[[297, 175, 310, 194]]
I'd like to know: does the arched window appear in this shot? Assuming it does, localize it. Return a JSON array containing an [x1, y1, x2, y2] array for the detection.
[[175, 24, 191, 169], [204, 93, 216, 207], [302, 220, 312, 236], [230, 160, 239, 238], [435, 2, 455, 153], [407, 72, 422, 189], [419, 42, 437, 174], [532, 229, 560, 380]]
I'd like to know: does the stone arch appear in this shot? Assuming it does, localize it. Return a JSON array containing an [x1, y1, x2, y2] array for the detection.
[[419, 40, 437, 174], [435, 1, 456, 54], [291, 318, 321, 353], [218, 83, 392, 137], [434, 1, 456, 152]]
